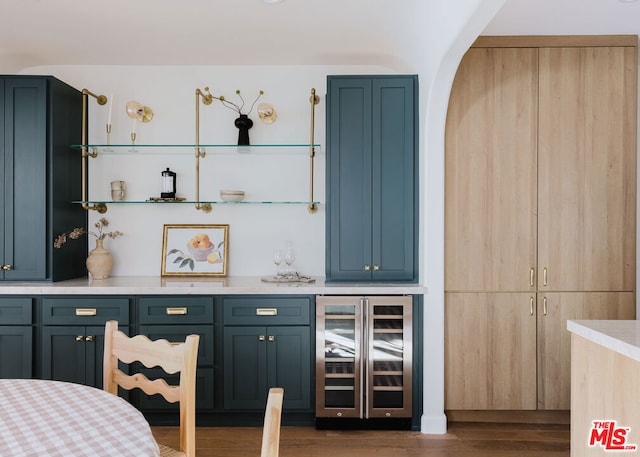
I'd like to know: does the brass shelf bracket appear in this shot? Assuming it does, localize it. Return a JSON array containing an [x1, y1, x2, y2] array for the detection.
[[308, 88, 320, 214], [81, 89, 108, 214], [194, 87, 213, 213]]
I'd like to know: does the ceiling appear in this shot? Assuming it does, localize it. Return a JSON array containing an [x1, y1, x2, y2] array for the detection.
[[1, 0, 639, 72]]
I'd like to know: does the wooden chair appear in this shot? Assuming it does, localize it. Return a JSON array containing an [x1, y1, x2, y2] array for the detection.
[[261, 387, 284, 457], [103, 320, 199, 457]]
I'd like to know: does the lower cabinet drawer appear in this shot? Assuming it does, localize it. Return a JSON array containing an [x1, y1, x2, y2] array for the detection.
[[138, 296, 214, 324], [138, 325, 213, 365], [136, 367, 214, 411], [0, 297, 33, 325], [42, 297, 130, 325], [222, 296, 311, 325]]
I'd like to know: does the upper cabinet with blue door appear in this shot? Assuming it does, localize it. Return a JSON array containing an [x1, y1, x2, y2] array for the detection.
[[0, 76, 86, 281], [326, 75, 418, 282]]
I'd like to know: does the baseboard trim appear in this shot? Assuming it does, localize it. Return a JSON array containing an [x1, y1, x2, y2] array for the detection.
[[446, 410, 570, 425]]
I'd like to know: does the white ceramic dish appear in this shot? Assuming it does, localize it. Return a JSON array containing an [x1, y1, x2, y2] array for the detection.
[[220, 190, 245, 202]]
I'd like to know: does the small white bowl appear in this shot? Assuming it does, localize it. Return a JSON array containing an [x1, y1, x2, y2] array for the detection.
[[220, 190, 245, 202]]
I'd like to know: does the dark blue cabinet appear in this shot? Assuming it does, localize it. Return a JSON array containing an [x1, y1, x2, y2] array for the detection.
[[326, 75, 418, 282], [0, 297, 33, 378], [0, 76, 85, 281], [222, 296, 313, 411]]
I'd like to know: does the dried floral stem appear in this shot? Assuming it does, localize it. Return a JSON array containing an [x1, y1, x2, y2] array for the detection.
[[54, 217, 123, 248], [204, 87, 264, 115]]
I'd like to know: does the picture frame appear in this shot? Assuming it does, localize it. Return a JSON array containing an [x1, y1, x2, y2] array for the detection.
[[161, 224, 229, 276]]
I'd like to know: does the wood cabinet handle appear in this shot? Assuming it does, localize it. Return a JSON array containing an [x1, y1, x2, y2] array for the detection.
[[166, 307, 187, 315], [75, 308, 97, 316], [529, 268, 535, 287]]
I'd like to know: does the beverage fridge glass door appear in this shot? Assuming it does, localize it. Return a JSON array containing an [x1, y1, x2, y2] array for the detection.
[[316, 296, 362, 417], [366, 296, 412, 418]]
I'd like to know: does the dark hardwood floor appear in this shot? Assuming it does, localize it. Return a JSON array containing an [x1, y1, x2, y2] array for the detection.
[[152, 422, 570, 457]]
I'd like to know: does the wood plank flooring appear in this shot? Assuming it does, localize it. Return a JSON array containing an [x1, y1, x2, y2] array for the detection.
[[151, 422, 570, 457]]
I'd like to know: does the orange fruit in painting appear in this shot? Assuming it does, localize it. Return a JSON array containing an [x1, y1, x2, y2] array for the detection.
[[207, 251, 220, 264]]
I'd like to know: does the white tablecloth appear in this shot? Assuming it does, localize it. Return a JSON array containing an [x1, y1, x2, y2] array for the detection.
[[0, 379, 160, 457]]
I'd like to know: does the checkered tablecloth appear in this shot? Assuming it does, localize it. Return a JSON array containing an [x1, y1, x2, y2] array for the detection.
[[0, 379, 160, 457]]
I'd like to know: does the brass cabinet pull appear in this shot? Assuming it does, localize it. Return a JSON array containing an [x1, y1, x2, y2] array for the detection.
[[166, 307, 188, 315], [268, 335, 275, 342], [373, 265, 380, 271], [364, 265, 371, 271], [529, 268, 535, 287], [259, 335, 265, 342], [2, 265, 11, 271], [529, 297, 534, 316], [543, 297, 548, 316], [543, 267, 548, 287], [76, 335, 84, 342], [256, 308, 277, 316], [75, 308, 97, 316], [85, 335, 94, 342]]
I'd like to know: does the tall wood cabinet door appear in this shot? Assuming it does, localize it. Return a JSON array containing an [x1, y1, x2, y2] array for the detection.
[[445, 48, 538, 292], [538, 47, 637, 292], [537, 292, 635, 410], [444, 292, 537, 410]]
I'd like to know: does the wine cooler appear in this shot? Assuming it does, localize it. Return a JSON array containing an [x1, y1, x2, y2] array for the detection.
[[315, 295, 412, 419]]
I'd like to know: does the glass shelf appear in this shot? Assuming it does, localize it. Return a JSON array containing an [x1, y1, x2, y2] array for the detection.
[[71, 144, 322, 155]]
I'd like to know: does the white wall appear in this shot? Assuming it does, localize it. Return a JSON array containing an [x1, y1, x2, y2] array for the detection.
[[23, 64, 393, 278]]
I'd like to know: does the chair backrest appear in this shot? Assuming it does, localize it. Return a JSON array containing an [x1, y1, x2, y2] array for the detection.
[[103, 320, 199, 457], [260, 387, 284, 457]]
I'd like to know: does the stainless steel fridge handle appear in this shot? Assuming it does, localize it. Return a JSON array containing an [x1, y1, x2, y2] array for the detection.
[[363, 297, 369, 419]]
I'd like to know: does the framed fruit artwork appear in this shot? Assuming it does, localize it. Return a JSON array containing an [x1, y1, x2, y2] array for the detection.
[[161, 224, 229, 276]]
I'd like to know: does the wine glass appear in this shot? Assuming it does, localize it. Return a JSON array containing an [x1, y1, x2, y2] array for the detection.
[[272, 249, 283, 276], [284, 244, 296, 277]]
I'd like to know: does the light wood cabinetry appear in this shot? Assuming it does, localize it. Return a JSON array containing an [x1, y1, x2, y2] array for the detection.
[[444, 36, 637, 412], [444, 292, 537, 410]]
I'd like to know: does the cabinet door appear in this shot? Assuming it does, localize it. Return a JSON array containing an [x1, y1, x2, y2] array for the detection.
[[41, 325, 106, 387], [326, 77, 373, 282], [0, 326, 32, 378], [326, 76, 418, 282], [371, 78, 417, 282], [537, 292, 635, 410], [445, 47, 538, 291], [267, 326, 311, 410], [538, 47, 637, 291], [444, 292, 537, 410], [223, 326, 269, 410], [1, 79, 47, 280]]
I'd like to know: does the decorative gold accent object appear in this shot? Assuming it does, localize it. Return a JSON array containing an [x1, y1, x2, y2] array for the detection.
[[308, 88, 320, 214], [81, 89, 108, 214], [257, 102, 277, 124], [125, 100, 154, 122]]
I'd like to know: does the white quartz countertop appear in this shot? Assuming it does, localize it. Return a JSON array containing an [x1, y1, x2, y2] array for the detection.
[[567, 320, 640, 362], [0, 276, 427, 296]]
